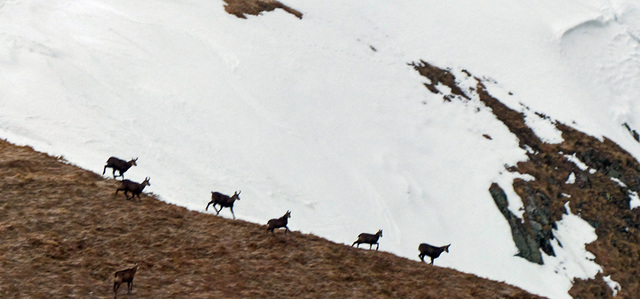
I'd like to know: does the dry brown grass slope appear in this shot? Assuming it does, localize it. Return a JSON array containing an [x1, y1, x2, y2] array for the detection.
[[0, 139, 540, 298]]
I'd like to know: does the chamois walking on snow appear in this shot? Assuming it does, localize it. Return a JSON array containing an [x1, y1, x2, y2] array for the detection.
[[113, 263, 139, 296], [418, 243, 450, 265], [103, 157, 138, 179], [352, 229, 383, 250], [267, 210, 291, 234], [206, 191, 241, 219], [115, 177, 150, 201]]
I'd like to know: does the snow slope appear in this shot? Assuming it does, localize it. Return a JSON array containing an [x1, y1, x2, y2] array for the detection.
[[1, 0, 639, 297]]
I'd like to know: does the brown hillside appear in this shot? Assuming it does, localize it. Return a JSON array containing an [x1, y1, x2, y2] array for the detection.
[[0, 139, 539, 298]]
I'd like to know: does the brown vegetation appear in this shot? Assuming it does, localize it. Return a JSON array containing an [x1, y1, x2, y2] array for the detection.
[[0, 139, 539, 298], [223, 0, 302, 19], [411, 60, 640, 298]]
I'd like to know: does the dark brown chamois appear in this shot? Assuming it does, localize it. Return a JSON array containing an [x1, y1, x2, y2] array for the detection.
[[103, 157, 138, 179], [206, 191, 241, 219], [113, 263, 139, 296], [115, 177, 150, 201], [418, 243, 450, 265], [267, 210, 291, 234], [352, 229, 383, 250]]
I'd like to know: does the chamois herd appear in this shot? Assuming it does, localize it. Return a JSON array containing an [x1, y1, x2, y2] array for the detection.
[[103, 156, 450, 296]]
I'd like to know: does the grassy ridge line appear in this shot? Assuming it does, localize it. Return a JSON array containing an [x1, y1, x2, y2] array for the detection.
[[0, 139, 540, 298]]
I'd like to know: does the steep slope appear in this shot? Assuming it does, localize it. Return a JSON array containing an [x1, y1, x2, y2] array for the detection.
[[2, 0, 640, 297], [410, 61, 640, 298], [0, 139, 539, 298]]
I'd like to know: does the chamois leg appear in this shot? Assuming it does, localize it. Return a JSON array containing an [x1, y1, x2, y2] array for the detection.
[[430, 257, 434, 265], [230, 207, 236, 219], [103, 165, 108, 175], [419, 254, 425, 262], [285, 226, 290, 234], [127, 281, 133, 293], [214, 205, 221, 215], [376, 243, 379, 251], [205, 201, 214, 211]]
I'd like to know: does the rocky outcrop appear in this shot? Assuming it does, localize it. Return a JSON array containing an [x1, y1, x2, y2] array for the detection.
[[489, 183, 543, 264], [411, 60, 640, 298], [223, 0, 302, 19]]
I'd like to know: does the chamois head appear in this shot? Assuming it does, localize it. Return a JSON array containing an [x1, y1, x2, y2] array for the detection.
[[231, 190, 241, 200], [130, 158, 138, 166], [142, 177, 151, 186]]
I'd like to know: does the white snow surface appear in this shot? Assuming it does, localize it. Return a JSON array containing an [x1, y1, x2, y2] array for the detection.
[[547, 202, 608, 296], [2, 0, 640, 298], [629, 191, 640, 210]]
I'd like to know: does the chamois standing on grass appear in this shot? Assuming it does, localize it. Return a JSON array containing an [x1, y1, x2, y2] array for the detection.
[[206, 191, 241, 219], [267, 210, 291, 234], [115, 177, 151, 201], [418, 243, 450, 265], [103, 157, 137, 179], [113, 263, 139, 296], [352, 229, 383, 250]]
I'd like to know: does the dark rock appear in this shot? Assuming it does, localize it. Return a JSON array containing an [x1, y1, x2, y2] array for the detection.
[[489, 183, 543, 264]]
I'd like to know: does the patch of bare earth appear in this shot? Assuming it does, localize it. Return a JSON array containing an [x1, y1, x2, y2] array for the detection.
[[223, 0, 302, 19], [411, 60, 640, 298], [0, 139, 539, 298]]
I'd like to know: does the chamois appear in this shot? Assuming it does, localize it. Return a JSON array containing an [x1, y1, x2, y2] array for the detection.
[[206, 191, 241, 219], [352, 229, 383, 250], [115, 177, 150, 201], [418, 243, 450, 265], [267, 210, 291, 234], [103, 157, 138, 179], [113, 263, 139, 295]]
